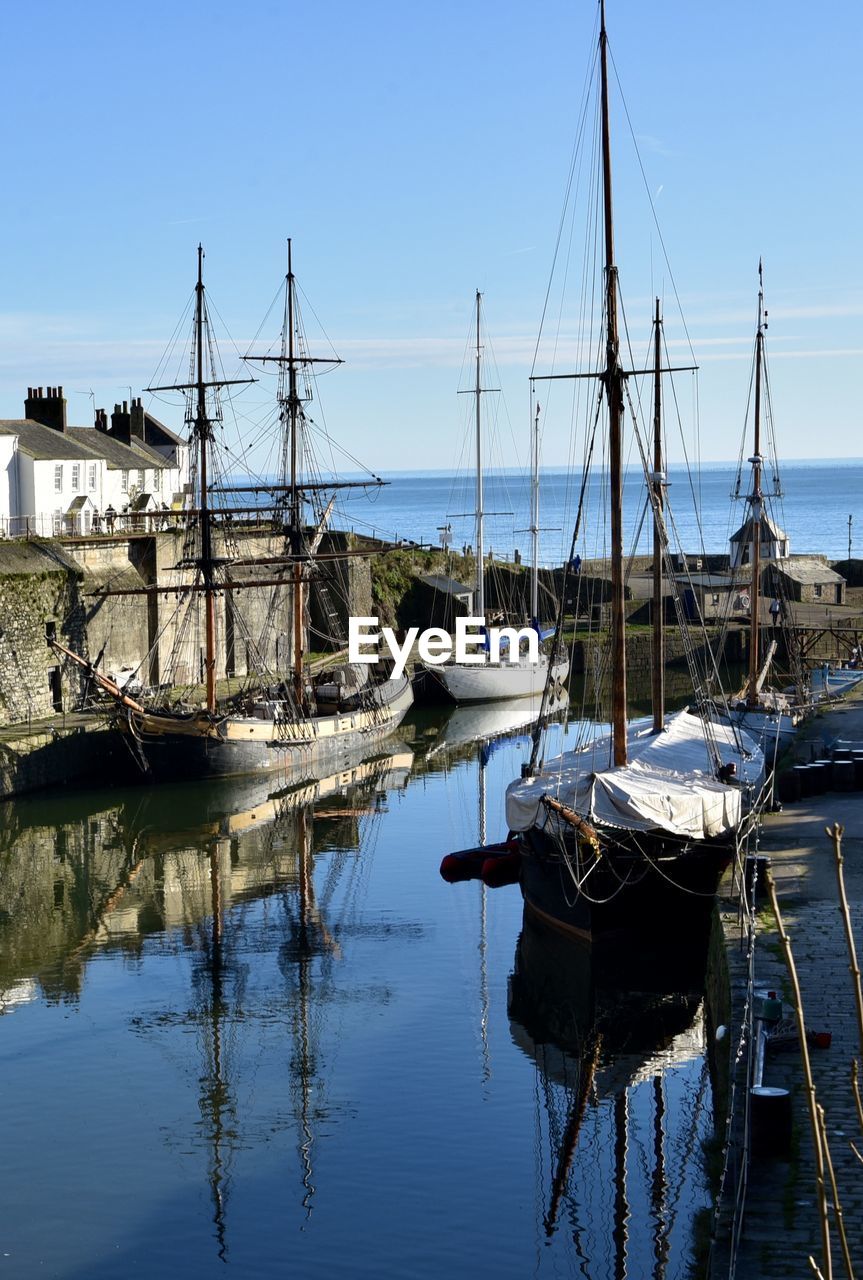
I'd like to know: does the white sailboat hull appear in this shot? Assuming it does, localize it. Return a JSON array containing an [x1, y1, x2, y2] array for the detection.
[[432, 654, 568, 703], [714, 705, 799, 755]]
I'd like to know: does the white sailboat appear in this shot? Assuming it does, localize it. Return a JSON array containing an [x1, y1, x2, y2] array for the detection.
[[712, 266, 801, 754], [431, 292, 568, 703]]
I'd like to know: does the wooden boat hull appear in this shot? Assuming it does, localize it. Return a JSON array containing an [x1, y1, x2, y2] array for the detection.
[[517, 824, 730, 943], [118, 676, 414, 782]]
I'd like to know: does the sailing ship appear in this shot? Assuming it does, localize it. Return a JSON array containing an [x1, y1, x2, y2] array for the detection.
[[711, 266, 801, 754], [502, 4, 766, 941], [54, 244, 413, 781], [430, 292, 568, 702]]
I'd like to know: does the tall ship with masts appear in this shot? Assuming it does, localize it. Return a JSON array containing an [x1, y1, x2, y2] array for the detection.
[[502, 3, 765, 940], [55, 244, 413, 781]]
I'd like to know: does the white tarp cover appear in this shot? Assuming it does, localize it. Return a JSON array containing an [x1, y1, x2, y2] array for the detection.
[[505, 710, 760, 839]]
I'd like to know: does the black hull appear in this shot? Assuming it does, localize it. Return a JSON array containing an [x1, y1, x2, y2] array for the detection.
[[518, 826, 730, 942]]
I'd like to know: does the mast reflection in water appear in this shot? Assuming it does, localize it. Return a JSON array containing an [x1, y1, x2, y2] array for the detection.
[[0, 703, 717, 1279], [509, 910, 715, 1278]]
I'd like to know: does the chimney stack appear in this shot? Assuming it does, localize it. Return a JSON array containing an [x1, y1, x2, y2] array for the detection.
[[25, 385, 67, 433], [110, 402, 132, 444], [130, 396, 146, 441]]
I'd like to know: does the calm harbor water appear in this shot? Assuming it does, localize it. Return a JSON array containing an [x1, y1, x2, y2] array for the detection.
[[338, 460, 862, 565], [0, 705, 715, 1279]]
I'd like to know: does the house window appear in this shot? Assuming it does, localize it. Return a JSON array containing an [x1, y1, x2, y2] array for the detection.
[[54, 464, 63, 492], [88, 463, 97, 491], [121, 471, 129, 493], [71, 464, 80, 492], [138, 469, 146, 490], [712, 593, 720, 606], [814, 583, 823, 598]]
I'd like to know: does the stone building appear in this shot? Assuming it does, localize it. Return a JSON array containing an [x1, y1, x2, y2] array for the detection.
[[766, 556, 846, 605]]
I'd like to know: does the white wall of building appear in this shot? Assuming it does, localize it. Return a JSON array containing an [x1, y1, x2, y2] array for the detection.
[[33, 456, 106, 533], [103, 460, 186, 513], [0, 434, 189, 535], [0, 437, 16, 521]]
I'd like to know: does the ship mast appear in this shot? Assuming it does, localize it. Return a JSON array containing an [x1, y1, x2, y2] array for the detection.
[[474, 290, 485, 623], [746, 265, 766, 708], [242, 242, 359, 708], [600, 0, 627, 767], [196, 246, 218, 713], [287, 241, 306, 707], [651, 299, 665, 733], [146, 247, 255, 714], [530, 403, 541, 623]]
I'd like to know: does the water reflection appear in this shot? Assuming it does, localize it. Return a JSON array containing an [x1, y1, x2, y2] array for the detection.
[[508, 911, 713, 1278], [0, 746, 413, 1265], [0, 698, 717, 1279]]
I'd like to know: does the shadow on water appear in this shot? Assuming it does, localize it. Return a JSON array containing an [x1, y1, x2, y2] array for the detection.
[[508, 903, 715, 1278]]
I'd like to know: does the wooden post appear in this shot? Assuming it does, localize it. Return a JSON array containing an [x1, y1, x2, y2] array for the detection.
[[765, 868, 833, 1279]]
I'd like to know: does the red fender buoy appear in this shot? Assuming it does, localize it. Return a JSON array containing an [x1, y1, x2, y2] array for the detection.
[[481, 850, 522, 888]]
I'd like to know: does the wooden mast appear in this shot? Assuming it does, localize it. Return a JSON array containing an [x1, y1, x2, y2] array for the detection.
[[746, 265, 765, 707], [196, 245, 218, 714], [651, 298, 665, 733], [531, 403, 541, 622], [474, 290, 485, 624], [287, 239, 305, 708], [600, 0, 627, 766]]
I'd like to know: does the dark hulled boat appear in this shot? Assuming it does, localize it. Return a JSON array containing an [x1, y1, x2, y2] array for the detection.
[[55, 244, 412, 781]]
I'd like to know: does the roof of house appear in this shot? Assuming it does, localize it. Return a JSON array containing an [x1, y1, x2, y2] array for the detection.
[[128, 492, 158, 511], [729, 512, 788, 543], [68, 427, 173, 470], [0, 419, 179, 470], [772, 557, 845, 585], [142, 411, 185, 447], [0, 420, 101, 462], [680, 572, 748, 590], [66, 495, 96, 511], [420, 574, 474, 596]]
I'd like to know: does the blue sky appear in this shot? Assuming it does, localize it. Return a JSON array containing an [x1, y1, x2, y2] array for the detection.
[[1, 0, 860, 473]]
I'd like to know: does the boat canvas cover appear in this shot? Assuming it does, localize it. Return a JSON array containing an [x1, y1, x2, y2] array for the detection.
[[506, 710, 758, 839]]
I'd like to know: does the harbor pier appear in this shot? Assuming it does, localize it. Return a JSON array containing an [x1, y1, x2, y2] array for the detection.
[[713, 685, 863, 1277]]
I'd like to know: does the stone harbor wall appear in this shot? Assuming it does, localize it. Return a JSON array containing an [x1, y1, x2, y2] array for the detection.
[[0, 527, 373, 732], [0, 542, 88, 725]]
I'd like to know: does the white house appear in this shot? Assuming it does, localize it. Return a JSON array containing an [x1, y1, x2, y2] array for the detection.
[[729, 510, 789, 569], [0, 387, 189, 536]]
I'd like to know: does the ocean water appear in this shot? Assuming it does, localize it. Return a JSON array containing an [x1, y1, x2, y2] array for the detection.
[[332, 460, 862, 566]]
